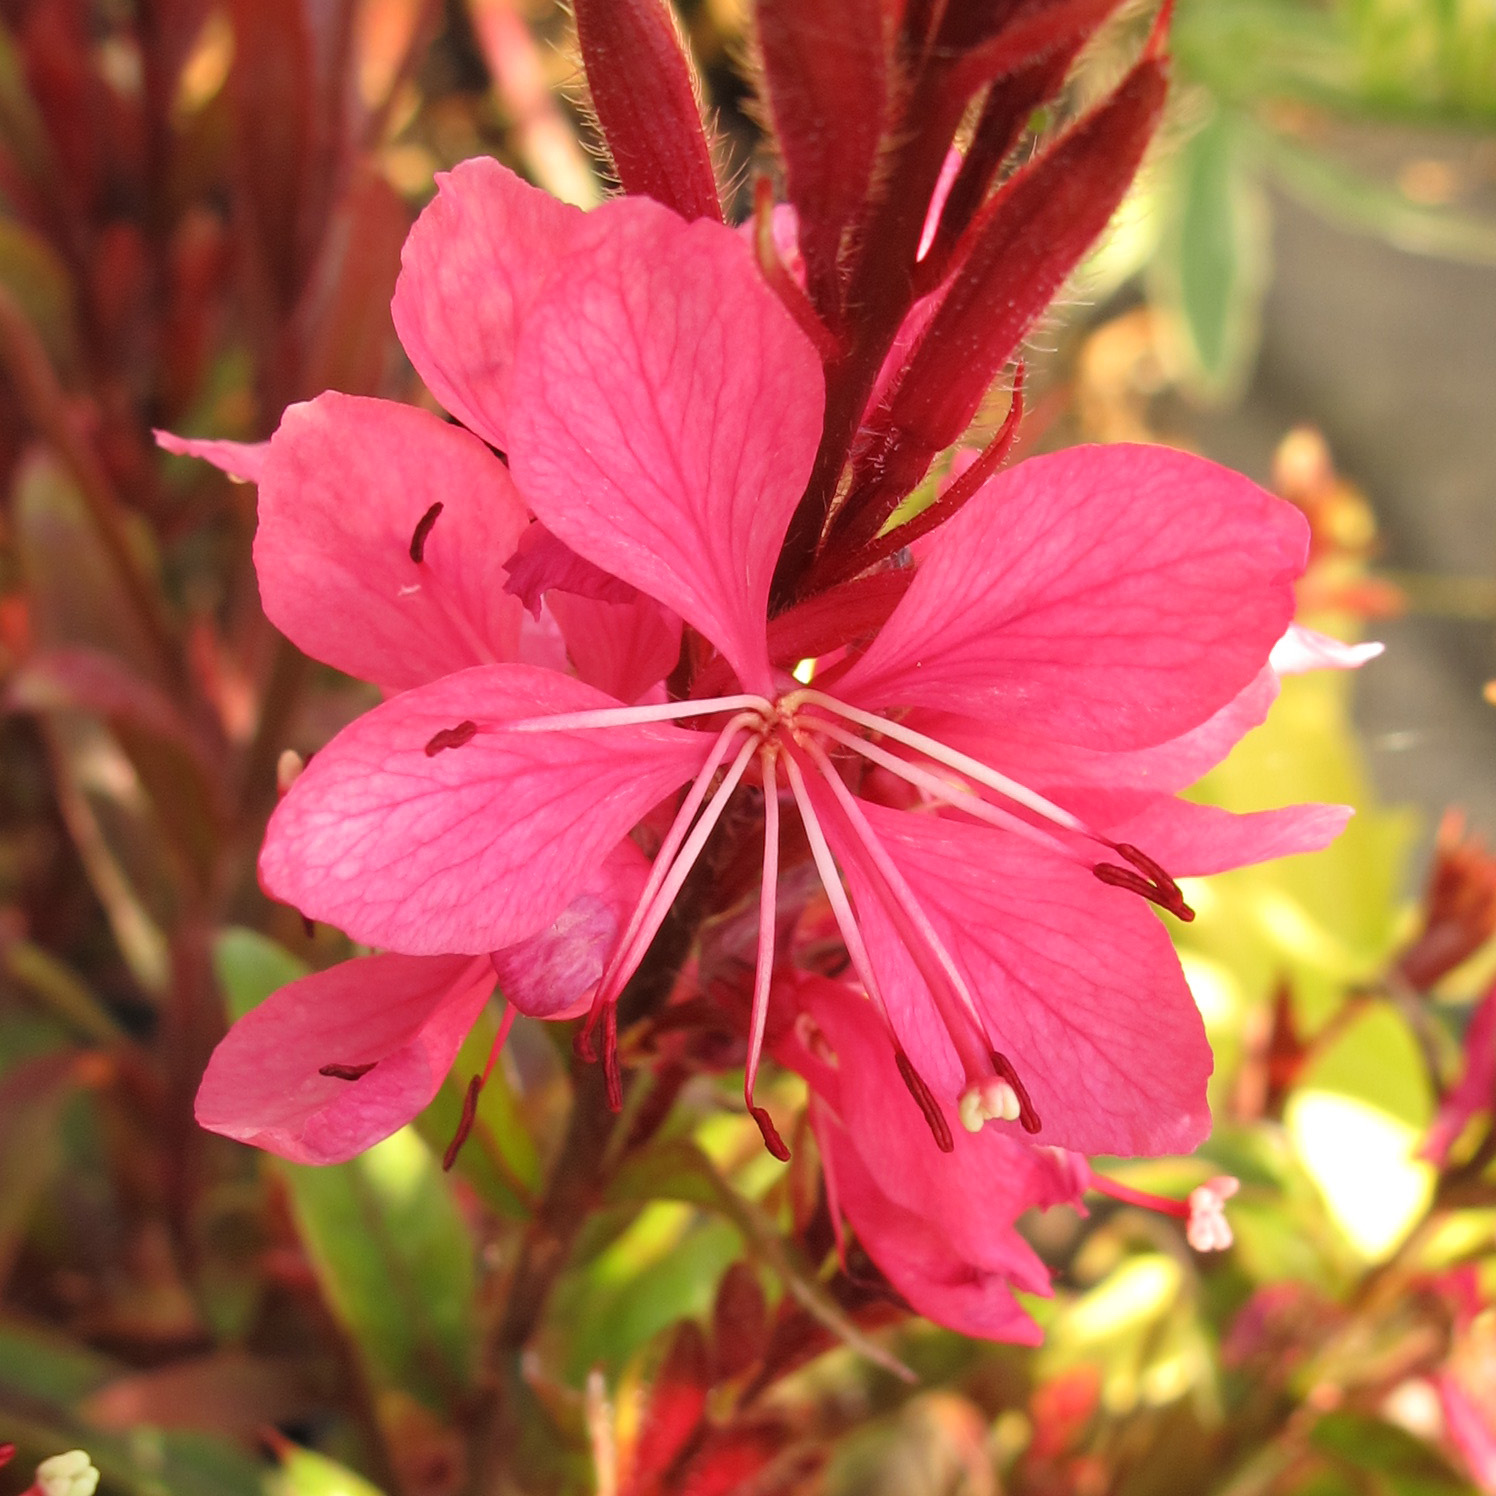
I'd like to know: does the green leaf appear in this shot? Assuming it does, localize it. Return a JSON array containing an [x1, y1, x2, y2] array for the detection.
[[13, 451, 162, 683], [0, 1318, 119, 1406], [1150, 109, 1269, 402], [213, 929, 479, 1406], [1256, 124, 1496, 265], [212, 926, 308, 1021], [1311, 1410, 1470, 1495], [269, 1442, 388, 1496], [607, 1139, 912, 1382], [414, 1008, 540, 1222], [0, 1052, 81, 1288], [281, 1128, 477, 1411], [0, 214, 76, 368]]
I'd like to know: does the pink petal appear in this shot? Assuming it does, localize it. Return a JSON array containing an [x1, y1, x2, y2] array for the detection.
[[491, 839, 649, 1019], [507, 196, 825, 695], [503, 522, 639, 617], [155, 430, 268, 483], [551, 592, 683, 704], [826, 796, 1213, 1157], [196, 953, 493, 1164], [261, 664, 711, 954], [838, 444, 1308, 750], [783, 978, 1082, 1342], [1052, 789, 1354, 876], [820, 1127, 1048, 1342], [392, 157, 585, 449], [254, 393, 529, 690], [1269, 622, 1384, 675], [1440, 1371, 1496, 1494], [910, 665, 1281, 797]]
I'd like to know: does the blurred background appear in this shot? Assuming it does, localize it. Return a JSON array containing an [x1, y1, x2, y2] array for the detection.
[[0, 1, 1494, 1493]]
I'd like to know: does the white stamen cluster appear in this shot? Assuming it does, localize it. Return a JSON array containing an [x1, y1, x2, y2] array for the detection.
[[958, 1077, 1022, 1132], [35, 1451, 100, 1496], [1185, 1175, 1240, 1252]]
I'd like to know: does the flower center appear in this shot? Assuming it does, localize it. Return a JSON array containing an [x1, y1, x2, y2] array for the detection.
[[481, 682, 1192, 1155]]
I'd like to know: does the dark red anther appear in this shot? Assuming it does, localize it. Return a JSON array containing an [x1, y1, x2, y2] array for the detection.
[[991, 1050, 1042, 1134], [895, 1049, 954, 1153], [603, 1000, 623, 1112], [301, 913, 317, 939], [425, 720, 478, 757], [749, 1104, 792, 1162], [409, 501, 443, 563], [1094, 843, 1195, 922], [443, 1074, 484, 1170], [574, 1019, 598, 1065], [1117, 842, 1195, 922], [319, 1061, 376, 1081]]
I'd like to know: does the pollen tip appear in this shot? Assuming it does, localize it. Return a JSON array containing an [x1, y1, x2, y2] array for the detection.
[[603, 1002, 623, 1112], [409, 500, 444, 563], [749, 1104, 791, 1161], [442, 1074, 484, 1171], [318, 1061, 376, 1081], [991, 1050, 1042, 1134], [424, 720, 478, 757], [895, 1049, 955, 1153]]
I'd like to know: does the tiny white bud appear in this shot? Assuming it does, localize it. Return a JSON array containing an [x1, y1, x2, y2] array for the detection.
[[276, 748, 305, 795], [36, 1450, 100, 1496]]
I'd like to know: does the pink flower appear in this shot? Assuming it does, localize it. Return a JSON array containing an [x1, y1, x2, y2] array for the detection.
[[171, 159, 1350, 1166], [167, 390, 658, 1162], [778, 975, 1087, 1343], [778, 976, 1240, 1341]]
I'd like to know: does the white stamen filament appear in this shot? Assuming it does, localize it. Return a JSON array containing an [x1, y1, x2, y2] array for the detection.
[[502, 693, 771, 734], [796, 736, 997, 1080], [789, 689, 1089, 835], [744, 747, 780, 1110], [594, 730, 761, 1010], [593, 712, 760, 1010], [807, 718, 1082, 862], [781, 751, 899, 1033]]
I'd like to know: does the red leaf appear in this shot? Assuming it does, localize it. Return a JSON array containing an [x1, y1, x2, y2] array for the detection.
[[299, 166, 409, 398], [676, 1427, 782, 1496], [228, 0, 355, 313], [574, 0, 721, 222], [837, 53, 1166, 547], [711, 1262, 768, 1379], [757, 0, 886, 321], [632, 1320, 710, 1486], [228, 0, 317, 310]]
